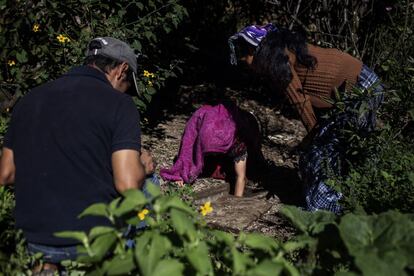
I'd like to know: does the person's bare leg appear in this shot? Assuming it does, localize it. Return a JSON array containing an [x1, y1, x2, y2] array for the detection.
[[234, 159, 247, 197]]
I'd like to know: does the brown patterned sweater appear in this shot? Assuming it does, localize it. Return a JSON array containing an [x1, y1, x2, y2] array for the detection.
[[286, 44, 363, 132]]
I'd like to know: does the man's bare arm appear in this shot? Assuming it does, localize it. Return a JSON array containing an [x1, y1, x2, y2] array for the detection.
[[0, 147, 15, 185], [112, 149, 146, 192]]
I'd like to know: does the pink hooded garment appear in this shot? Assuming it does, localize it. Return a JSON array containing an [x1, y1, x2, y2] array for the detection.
[[160, 104, 236, 183]]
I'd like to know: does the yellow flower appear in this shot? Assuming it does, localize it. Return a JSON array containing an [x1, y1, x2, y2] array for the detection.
[[57, 34, 70, 43], [200, 201, 213, 216], [32, 24, 40, 32], [148, 81, 153, 87], [143, 70, 155, 78], [137, 208, 149, 220], [7, 60, 16, 66]]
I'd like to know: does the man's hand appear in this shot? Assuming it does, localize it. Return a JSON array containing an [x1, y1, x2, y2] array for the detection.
[[140, 149, 156, 175]]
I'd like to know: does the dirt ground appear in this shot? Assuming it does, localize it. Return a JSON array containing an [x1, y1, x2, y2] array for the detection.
[[141, 84, 306, 239]]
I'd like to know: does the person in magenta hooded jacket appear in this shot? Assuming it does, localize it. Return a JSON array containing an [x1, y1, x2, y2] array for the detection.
[[160, 102, 265, 197]]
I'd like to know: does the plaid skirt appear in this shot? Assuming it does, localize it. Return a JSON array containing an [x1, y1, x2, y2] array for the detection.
[[300, 65, 384, 214]]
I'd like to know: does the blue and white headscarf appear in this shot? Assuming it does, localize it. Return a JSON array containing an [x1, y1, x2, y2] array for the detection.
[[228, 23, 277, 65]]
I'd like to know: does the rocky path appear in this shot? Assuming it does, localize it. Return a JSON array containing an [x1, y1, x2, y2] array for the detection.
[[141, 85, 306, 239]]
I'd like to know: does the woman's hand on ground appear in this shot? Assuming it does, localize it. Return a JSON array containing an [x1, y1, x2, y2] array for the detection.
[[234, 159, 247, 197], [175, 180, 184, 187]]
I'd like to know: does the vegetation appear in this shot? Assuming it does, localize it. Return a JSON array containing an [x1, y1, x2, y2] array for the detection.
[[0, 0, 413, 275], [0, 0, 187, 112]]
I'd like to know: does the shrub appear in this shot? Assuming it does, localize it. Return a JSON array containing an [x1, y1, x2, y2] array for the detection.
[[56, 183, 300, 275], [0, 0, 188, 112], [0, 186, 34, 275], [281, 205, 414, 276], [320, 86, 414, 214]]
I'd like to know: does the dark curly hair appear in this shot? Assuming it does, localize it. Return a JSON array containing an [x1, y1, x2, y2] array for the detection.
[[252, 27, 317, 91]]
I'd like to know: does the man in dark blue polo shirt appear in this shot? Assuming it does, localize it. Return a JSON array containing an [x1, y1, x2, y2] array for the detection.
[[0, 37, 154, 273]]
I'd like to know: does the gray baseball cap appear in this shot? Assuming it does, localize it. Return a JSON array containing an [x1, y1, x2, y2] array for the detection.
[[86, 37, 140, 93]]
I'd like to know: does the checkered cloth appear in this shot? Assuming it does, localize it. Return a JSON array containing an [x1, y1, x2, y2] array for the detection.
[[300, 65, 384, 214]]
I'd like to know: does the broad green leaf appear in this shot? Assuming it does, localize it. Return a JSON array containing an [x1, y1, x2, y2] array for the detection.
[[78, 203, 108, 218], [170, 208, 196, 239], [121, 189, 147, 204], [157, 196, 194, 214], [283, 235, 315, 252], [113, 189, 148, 217], [231, 247, 250, 274], [280, 205, 336, 235], [89, 226, 115, 240], [136, 2, 144, 10], [244, 233, 279, 253], [339, 211, 414, 276], [212, 230, 235, 246], [246, 260, 283, 276], [16, 50, 28, 63], [278, 258, 301, 276], [89, 233, 117, 262], [132, 40, 142, 52], [147, 87, 157, 95], [151, 259, 184, 276], [102, 251, 135, 275], [186, 242, 213, 275], [136, 233, 172, 276], [113, 198, 144, 217], [78, 232, 117, 263], [108, 197, 122, 212], [145, 182, 161, 198]]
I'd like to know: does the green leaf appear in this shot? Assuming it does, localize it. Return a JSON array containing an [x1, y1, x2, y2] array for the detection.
[[122, 188, 147, 204], [243, 233, 279, 253], [280, 205, 336, 235], [283, 235, 315, 252], [113, 196, 147, 218], [102, 251, 135, 275], [81, 232, 117, 263], [132, 40, 142, 52], [231, 247, 250, 274], [212, 230, 235, 246], [151, 259, 184, 276], [136, 233, 172, 276], [147, 86, 157, 95], [108, 197, 122, 212], [246, 260, 283, 276], [145, 182, 161, 198], [157, 196, 194, 214], [16, 50, 28, 63], [113, 189, 147, 217], [136, 2, 144, 10], [143, 92, 152, 102], [170, 208, 196, 239], [78, 203, 108, 218], [186, 241, 213, 275], [339, 211, 414, 276], [54, 231, 88, 244], [89, 226, 115, 240]]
